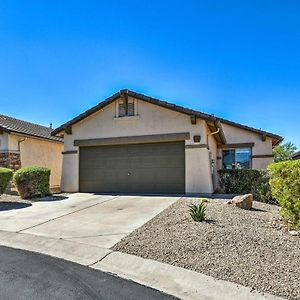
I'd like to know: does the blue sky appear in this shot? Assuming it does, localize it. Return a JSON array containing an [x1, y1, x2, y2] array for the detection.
[[0, 1, 299, 148]]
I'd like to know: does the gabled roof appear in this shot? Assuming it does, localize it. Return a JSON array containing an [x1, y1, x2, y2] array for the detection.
[[0, 114, 63, 142], [51, 89, 283, 146]]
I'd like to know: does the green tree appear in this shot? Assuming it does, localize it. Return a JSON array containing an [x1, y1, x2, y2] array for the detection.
[[273, 142, 297, 162]]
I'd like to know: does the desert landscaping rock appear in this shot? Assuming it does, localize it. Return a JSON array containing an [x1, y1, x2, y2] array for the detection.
[[288, 230, 300, 237], [228, 194, 253, 210], [113, 198, 300, 300]]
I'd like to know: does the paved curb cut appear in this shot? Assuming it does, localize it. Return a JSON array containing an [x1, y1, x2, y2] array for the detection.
[[92, 251, 285, 300], [0, 230, 111, 266]]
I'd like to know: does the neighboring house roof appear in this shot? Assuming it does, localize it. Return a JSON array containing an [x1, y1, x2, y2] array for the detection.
[[51, 89, 283, 146], [0, 114, 63, 142], [291, 151, 300, 160]]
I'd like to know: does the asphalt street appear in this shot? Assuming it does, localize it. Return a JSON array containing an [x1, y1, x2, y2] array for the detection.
[[0, 246, 177, 300]]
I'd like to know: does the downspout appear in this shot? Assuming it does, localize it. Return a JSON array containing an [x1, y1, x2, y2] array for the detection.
[[18, 138, 26, 152], [207, 128, 220, 138], [207, 128, 219, 173], [207, 128, 220, 192], [17, 138, 26, 168]]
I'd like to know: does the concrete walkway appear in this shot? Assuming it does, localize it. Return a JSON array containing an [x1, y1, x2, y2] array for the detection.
[[0, 193, 285, 300]]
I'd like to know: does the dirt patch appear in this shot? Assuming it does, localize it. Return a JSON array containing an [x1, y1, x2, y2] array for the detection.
[[113, 198, 300, 300]]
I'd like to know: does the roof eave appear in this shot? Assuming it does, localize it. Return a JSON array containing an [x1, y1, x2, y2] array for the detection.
[[7, 129, 63, 143], [291, 151, 300, 159], [0, 125, 11, 134], [273, 136, 284, 147], [215, 120, 227, 144], [51, 91, 122, 136]]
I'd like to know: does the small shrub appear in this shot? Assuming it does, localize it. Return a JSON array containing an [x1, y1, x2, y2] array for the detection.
[[251, 171, 275, 204], [268, 160, 300, 230], [13, 166, 50, 199], [0, 167, 13, 195], [218, 169, 276, 204], [189, 201, 206, 222]]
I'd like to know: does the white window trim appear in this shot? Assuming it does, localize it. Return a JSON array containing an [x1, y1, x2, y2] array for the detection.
[[114, 115, 140, 121]]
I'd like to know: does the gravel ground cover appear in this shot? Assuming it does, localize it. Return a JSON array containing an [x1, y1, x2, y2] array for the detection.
[[113, 198, 300, 300]]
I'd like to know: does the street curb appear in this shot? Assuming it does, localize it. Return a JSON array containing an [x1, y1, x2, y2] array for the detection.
[[0, 230, 286, 300], [92, 251, 286, 300]]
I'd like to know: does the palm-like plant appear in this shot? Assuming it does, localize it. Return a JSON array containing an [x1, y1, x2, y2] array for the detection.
[[188, 201, 206, 222]]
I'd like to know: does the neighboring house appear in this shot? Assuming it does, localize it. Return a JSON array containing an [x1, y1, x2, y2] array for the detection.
[[291, 151, 300, 160], [52, 89, 282, 194], [0, 115, 63, 189]]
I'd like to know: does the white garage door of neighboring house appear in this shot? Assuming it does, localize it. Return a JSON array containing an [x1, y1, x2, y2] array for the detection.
[[79, 141, 185, 194]]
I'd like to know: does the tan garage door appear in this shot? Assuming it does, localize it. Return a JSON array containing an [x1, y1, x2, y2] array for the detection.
[[79, 142, 185, 194]]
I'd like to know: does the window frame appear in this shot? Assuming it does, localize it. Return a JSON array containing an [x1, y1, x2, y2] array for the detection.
[[117, 97, 137, 118], [222, 147, 252, 170]]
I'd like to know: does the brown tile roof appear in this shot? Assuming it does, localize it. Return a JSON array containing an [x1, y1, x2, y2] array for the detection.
[[0, 114, 63, 142], [51, 89, 283, 145]]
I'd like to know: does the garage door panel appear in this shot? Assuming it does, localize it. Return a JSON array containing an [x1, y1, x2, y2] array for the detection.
[[79, 142, 185, 193], [128, 156, 183, 169]]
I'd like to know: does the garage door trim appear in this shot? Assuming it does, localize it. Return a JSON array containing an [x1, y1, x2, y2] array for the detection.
[[74, 132, 190, 147]]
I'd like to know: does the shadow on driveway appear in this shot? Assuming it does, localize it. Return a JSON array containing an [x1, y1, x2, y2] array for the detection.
[[0, 202, 32, 211]]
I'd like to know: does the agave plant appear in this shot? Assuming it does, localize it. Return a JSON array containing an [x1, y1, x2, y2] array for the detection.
[[189, 201, 206, 222]]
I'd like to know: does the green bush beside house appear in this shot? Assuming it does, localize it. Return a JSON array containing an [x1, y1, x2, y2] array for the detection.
[[0, 167, 13, 195], [218, 169, 276, 204], [13, 166, 51, 199], [268, 160, 300, 230]]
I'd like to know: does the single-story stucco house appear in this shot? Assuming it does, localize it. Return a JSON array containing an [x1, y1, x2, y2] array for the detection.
[[52, 89, 283, 194], [0, 115, 63, 189]]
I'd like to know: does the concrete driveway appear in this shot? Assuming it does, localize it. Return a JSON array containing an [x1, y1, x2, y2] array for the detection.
[[0, 193, 179, 248]]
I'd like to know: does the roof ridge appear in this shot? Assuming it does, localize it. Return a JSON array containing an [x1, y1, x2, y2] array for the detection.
[[0, 114, 52, 131], [0, 114, 62, 142], [123, 89, 216, 118]]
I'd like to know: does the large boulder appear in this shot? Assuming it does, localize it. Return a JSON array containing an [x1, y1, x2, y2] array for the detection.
[[227, 194, 253, 210]]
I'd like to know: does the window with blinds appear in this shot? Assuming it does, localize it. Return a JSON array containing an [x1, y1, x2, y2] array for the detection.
[[127, 99, 135, 116], [118, 98, 135, 117], [118, 99, 126, 117]]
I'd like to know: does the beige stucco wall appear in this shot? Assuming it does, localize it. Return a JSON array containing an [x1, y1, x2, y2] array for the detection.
[[218, 123, 274, 170], [185, 147, 213, 193], [8, 134, 63, 187], [62, 97, 214, 194]]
